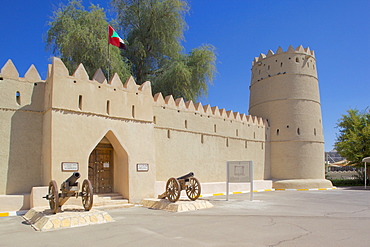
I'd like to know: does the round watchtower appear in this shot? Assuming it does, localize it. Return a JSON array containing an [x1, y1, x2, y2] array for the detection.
[[249, 45, 332, 189]]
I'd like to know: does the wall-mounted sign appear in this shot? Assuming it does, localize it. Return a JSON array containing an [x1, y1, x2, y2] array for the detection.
[[61, 162, 79, 172], [137, 163, 149, 172]]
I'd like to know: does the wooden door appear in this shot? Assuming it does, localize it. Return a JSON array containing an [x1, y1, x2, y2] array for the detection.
[[88, 145, 113, 194]]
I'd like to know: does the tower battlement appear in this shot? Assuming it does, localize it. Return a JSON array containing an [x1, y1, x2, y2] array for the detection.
[[251, 45, 317, 85]]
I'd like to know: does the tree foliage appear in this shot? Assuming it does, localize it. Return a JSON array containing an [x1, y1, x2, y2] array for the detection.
[[46, 0, 131, 80], [46, 0, 217, 101], [335, 109, 370, 166], [111, 0, 216, 101]]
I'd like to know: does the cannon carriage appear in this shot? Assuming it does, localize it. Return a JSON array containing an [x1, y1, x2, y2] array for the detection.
[[44, 172, 93, 214], [158, 172, 201, 202]]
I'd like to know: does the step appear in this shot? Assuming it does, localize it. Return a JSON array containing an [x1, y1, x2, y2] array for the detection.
[[92, 193, 132, 207]]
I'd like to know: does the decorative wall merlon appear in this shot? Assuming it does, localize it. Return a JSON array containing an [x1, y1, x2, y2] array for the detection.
[[185, 100, 195, 111], [109, 73, 124, 89], [194, 102, 204, 113], [51, 57, 69, 77], [72, 63, 89, 80], [203, 104, 212, 115], [92, 68, 107, 84], [1, 59, 19, 79], [24, 64, 41, 82], [138, 81, 152, 94], [211, 106, 220, 117], [153, 92, 165, 104], [164, 95, 176, 108], [123, 76, 138, 91]]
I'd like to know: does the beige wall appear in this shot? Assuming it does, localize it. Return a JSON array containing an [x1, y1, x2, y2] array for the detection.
[[153, 93, 269, 183], [0, 60, 44, 195]]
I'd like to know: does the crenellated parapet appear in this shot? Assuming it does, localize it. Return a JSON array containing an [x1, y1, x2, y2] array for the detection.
[[153, 92, 266, 127], [152, 92, 267, 143], [0, 59, 45, 113], [0, 59, 43, 83], [45, 57, 153, 122], [251, 45, 317, 86]]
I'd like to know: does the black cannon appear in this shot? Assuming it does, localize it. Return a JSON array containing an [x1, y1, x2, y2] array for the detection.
[[158, 172, 201, 202], [44, 172, 93, 214]]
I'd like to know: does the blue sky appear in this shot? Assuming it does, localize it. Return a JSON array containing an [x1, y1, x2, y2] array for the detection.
[[1, 0, 369, 151]]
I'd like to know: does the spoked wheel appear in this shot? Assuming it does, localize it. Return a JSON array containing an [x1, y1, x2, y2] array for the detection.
[[186, 177, 201, 201], [166, 177, 181, 202], [81, 179, 93, 211], [48, 180, 59, 214]]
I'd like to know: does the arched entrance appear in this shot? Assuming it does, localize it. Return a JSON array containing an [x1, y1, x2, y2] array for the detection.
[[88, 141, 114, 194]]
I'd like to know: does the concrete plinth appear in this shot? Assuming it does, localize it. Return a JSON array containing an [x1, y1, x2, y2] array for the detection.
[[273, 179, 334, 190], [23, 206, 114, 231], [140, 198, 214, 212]]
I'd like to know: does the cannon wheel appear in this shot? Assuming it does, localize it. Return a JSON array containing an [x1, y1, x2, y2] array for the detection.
[[48, 180, 59, 214], [82, 179, 93, 211], [186, 177, 201, 201], [166, 177, 181, 202]]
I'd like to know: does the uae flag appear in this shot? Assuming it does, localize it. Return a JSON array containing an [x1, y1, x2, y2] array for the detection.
[[108, 25, 127, 50]]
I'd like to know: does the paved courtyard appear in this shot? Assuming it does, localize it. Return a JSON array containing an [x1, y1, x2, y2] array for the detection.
[[1, 187, 370, 247]]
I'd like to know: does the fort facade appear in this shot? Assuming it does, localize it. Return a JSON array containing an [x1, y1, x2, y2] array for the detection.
[[0, 45, 332, 212]]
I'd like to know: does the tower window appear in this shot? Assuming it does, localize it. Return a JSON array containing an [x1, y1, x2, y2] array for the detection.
[[236, 129, 239, 137], [106, 100, 110, 115], [245, 140, 248, 149], [226, 138, 229, 147], [314, 128, 317, 136], [276, 129, 280, 135], [153, 116, 156, 124], [16, 91, 21, 105], [214, 124, 217, 133], [78, 95, 82, 110], [280, 62, 283, 67], [185, 120, 188, 129], [201, 135, 204, 144], [132, 105, 135, 118], [167, 130, 171, 139], [297, 128, 301, 135], [296, 57, 299, 63]]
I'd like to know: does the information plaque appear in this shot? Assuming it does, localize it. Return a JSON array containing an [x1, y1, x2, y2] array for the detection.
[[136, 163, 149, 172], [61, 162, 79, 172]]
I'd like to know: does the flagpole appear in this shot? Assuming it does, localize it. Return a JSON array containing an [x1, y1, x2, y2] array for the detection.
[[107, 25, 110, 82]]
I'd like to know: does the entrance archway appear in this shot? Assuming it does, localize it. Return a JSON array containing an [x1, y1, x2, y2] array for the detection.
[[88, 132, 130, 198]]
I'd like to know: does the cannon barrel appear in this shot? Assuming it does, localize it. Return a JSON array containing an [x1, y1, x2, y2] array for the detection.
[[177, 172, 194, 181], [65, 172, 81, 185]]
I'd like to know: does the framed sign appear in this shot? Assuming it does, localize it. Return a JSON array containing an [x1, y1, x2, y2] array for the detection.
[[226, 161, 254, 201], [61, 162, 79, 172], [137, 163, 149, 172]]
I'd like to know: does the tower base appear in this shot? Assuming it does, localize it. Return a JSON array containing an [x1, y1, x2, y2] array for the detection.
[[273, 179, 333, 190]]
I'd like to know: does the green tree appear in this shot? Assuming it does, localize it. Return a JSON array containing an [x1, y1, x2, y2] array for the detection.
[[46, 0, 131, 80], [111, 0, 217, 101], [335, 109, 370, 167]]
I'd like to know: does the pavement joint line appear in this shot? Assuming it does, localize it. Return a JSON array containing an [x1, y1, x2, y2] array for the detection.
[[1, 188, 337, 216]]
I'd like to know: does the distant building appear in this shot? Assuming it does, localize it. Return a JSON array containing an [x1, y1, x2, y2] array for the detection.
[[325, 149, 345, 163]]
